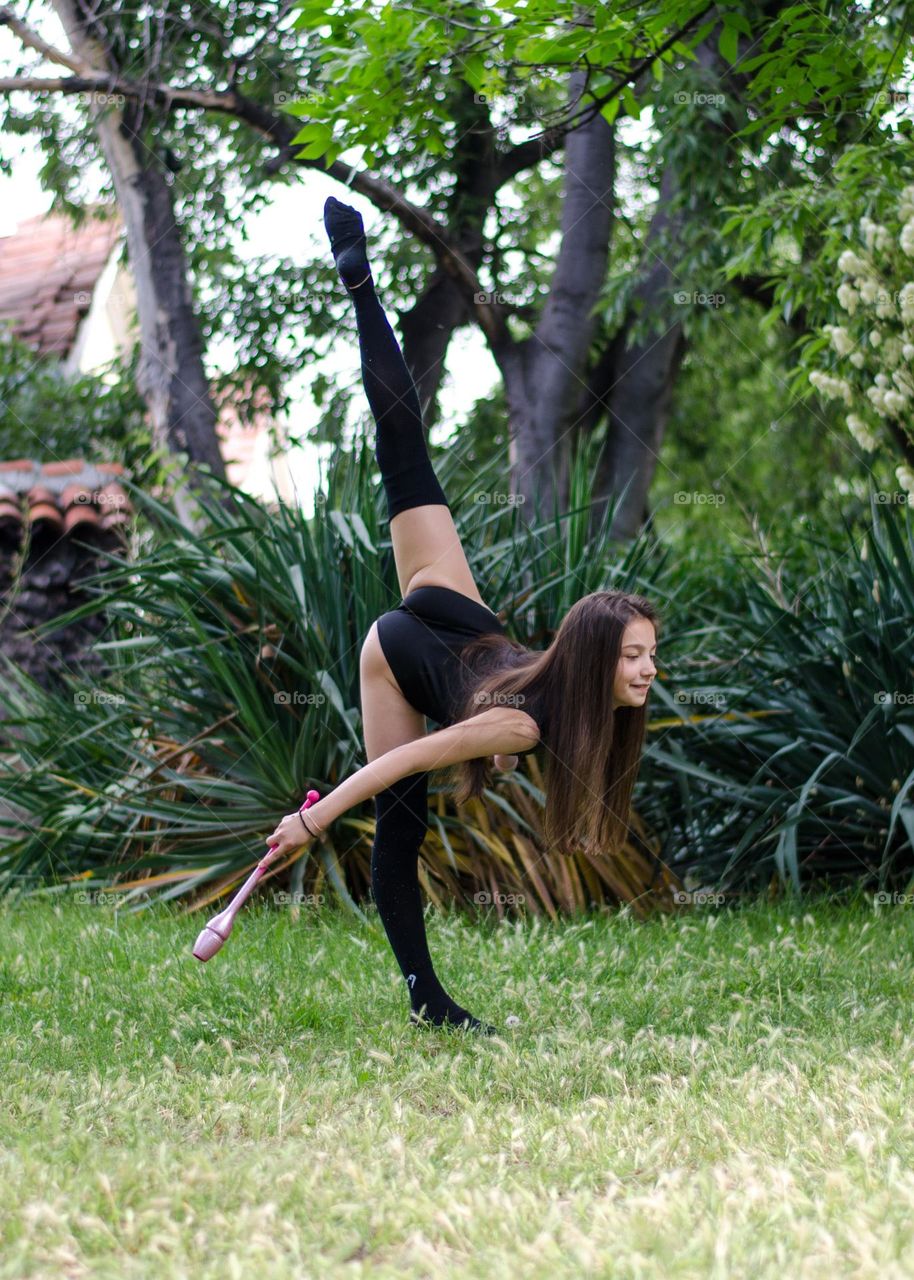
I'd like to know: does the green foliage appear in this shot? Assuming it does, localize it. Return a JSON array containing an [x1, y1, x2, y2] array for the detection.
[[2, 414, 911, 912], [0, 440, 394, 918], [0, 328, 151, 476], [0, 1, 328, 426], [801, 173, 914, 480], [638, 495, 914, 898], [4, 0, 907, 484], [719, 132, 914, 347], [287, 0, 907, 163], [653, 297, 892, 550]]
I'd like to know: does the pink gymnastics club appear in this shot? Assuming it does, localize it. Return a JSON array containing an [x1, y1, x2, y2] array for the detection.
[[192, 789, 320, 962]]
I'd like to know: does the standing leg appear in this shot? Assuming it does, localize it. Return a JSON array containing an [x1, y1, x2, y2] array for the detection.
[[371, 773, 495, 1033], [352, 482, 496, 1037]]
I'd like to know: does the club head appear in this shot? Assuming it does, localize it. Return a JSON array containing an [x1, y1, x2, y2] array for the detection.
[[192, 790, 320, 963], [193, 924, 227, 962]]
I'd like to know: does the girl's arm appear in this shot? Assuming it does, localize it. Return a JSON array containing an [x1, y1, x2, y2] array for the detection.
[[305, 706, 539, 833]]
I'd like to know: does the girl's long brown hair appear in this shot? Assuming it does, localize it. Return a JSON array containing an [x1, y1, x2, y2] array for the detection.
[[444, 591, 661, 858]]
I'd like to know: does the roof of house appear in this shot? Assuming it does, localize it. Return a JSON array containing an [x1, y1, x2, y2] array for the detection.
[[0, 458, 132, 540], [0, 209, 123, 358]]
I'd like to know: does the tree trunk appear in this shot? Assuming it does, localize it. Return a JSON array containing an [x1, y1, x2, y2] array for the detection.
[[494, 69, 616, 524], [397, 269, 473, 430], [583, 35, 752, 541], [398, 83, 496, 431], [51, 0, 227, 531], [585, 162, 688, 540]]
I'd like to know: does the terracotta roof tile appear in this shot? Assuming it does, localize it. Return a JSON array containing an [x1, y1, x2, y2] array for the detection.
[[0, 208, 123, 358], [0, 457, 132, 541]]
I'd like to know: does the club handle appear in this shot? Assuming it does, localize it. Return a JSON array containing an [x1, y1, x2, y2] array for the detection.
[[255, 788, 322, 873]]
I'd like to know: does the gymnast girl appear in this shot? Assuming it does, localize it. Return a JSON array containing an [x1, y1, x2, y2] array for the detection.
[[261, 197, 660, 1034]]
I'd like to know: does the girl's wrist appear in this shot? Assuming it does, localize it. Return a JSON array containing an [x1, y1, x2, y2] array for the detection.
[[299, 799, 327, 839]]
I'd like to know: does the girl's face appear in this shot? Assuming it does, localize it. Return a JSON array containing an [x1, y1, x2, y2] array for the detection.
[[612, 618, 657, 708]]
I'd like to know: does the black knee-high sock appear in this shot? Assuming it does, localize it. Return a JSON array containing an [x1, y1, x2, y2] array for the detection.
[[371, 772, 496, 1033], [323, 196, 450, 523]]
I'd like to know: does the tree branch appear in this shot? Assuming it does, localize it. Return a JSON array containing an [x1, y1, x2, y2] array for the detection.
[[495, 1, 716, 184], [0, 73, 120, 93], [0, 0, 712, 331], [0, 5, 88, 74], [0, 50, 510, 342]]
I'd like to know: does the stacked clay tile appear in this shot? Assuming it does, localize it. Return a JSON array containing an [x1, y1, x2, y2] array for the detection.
[[0, 458, 132, 696]]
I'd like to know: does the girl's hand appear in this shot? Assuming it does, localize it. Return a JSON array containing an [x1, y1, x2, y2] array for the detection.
[[258, 810, 319, 869], [492, 754, 519, 772]]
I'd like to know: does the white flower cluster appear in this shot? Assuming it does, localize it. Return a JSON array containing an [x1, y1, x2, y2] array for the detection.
[[860, 215, 892, 253], [810, 183, 914, 467], [823, 323, 854, 356], [809, 369, 854, 405], [846, 414, 880, 451], [901, 282, 914, 321]]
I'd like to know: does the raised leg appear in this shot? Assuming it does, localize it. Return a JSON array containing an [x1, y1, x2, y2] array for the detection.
[[323, 197, 490, 607]]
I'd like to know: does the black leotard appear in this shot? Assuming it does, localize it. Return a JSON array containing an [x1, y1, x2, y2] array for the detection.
[[376, 585, 538, 755]]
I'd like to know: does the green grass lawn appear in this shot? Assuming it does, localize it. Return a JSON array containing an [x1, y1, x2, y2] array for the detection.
[[3, 890, 914, 1278]]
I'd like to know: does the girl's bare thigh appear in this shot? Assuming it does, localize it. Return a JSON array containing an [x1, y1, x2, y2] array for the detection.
[[388, 504, 491, 608], [359, 620, 427, 762]]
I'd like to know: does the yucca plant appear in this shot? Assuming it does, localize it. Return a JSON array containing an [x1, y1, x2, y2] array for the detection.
[[636, 494, 914, 898], [0, 427, 683, 920]]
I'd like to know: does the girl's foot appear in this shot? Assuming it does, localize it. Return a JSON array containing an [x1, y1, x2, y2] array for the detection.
[[409, 1007, 498, 1036], [323, 196, 372, 290]]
